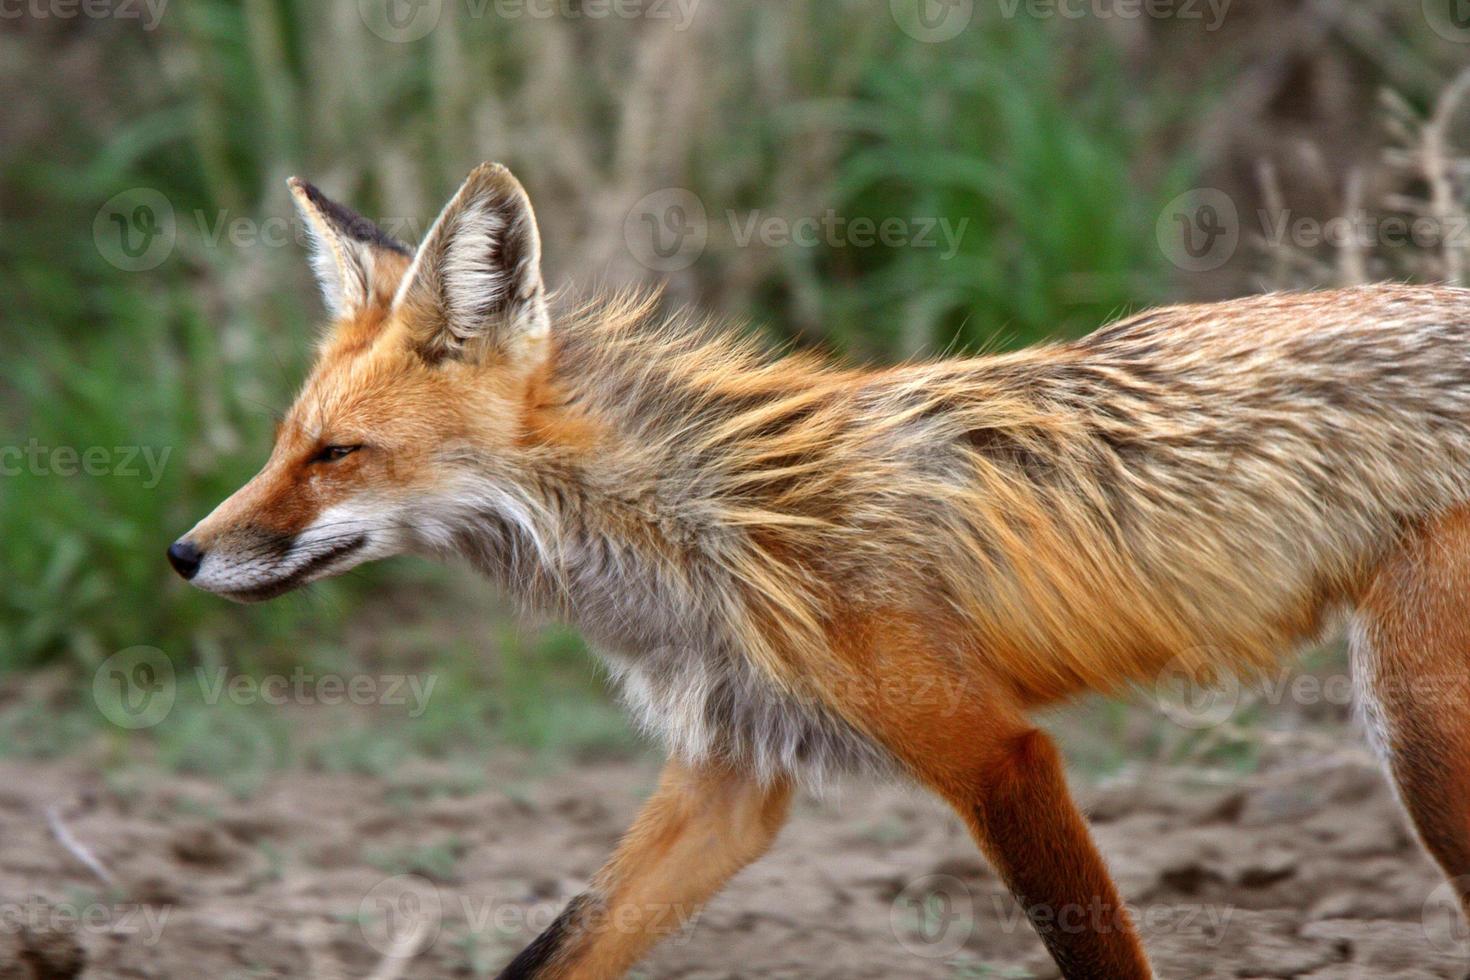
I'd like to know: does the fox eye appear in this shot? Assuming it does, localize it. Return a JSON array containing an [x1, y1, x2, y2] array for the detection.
[[311, 444, 361, 464]]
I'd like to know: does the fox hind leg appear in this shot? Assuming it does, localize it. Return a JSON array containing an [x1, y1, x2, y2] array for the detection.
[[943, 726, 1154, 978], [1354, 507, 1470, 918], [854, 677, 1153, 978]]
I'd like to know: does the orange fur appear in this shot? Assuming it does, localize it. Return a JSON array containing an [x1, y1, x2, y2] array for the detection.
[[1355, 508, 1470, 913]]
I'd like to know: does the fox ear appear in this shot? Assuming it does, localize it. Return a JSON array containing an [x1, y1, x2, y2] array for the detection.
[[288, 177, 411, 317], [393, 162, 549, 363]]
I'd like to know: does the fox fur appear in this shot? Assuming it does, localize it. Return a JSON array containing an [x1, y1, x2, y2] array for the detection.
[[439, 282, 1470, 787], [175, 163, 1470, 978]]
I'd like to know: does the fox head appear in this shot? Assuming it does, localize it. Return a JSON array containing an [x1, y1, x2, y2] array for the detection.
[[168, 163, 557, 601]]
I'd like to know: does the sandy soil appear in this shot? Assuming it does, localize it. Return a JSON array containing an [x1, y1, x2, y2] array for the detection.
[[0, 748, 1466, 979]]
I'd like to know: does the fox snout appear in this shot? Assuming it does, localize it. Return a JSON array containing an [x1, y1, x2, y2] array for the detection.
[[169, 442, 395, 603], [169, 513, 375, 602]]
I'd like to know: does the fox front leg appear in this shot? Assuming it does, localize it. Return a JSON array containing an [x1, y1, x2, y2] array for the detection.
[[496, 759, 791, 979]]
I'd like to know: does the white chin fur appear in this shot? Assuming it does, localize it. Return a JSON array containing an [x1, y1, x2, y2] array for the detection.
[[192, 503, 405, 600]]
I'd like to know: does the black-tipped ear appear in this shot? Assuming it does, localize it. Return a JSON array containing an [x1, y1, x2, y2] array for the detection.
[[392, 163, 549, 363], [288, 177, 411, 317]]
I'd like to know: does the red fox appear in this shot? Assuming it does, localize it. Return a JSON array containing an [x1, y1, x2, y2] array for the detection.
[[170, 163, 1470, 978]]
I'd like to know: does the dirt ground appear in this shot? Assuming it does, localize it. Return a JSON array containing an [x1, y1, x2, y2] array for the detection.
[[1, 744, 1468, 980]]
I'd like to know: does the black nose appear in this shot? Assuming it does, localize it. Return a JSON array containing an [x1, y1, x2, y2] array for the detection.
[[167, 539, 203, 580]]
